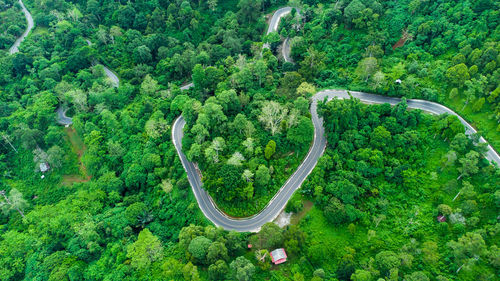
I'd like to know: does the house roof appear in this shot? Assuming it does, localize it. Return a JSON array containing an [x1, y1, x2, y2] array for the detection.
[[270, 248, 287, 264], [437, 215, 446, 222], [40, 162, 50, 172]]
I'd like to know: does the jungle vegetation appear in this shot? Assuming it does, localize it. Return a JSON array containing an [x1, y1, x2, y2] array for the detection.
[[0, 0, 498, 280]]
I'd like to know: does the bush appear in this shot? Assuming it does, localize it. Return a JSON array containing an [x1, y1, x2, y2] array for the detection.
[[285, 192, 303, 213]]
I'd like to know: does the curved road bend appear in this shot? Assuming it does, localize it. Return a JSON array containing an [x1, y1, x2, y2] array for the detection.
[[56, 39, 120, 125], [282, 38, 293, 63], [317, 90, 500, 165], [173, 89, 500, 232], [85, 39, 120, 88], [263, 6, 298, 62], [56, 106, 73, 126], [173, 8, 500, 232], [9, 0, 34, 54]]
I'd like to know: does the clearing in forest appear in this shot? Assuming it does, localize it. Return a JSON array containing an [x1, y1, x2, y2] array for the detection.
[[61, 127, 90, 185]]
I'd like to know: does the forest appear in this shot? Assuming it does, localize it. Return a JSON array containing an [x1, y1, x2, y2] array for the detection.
[[0, 0, 499, 280], [0, 0, 26, 49]]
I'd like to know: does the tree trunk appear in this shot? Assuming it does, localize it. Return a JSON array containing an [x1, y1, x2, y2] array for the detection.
[[461, 101, 468, 111], [0, 191, 25, 218], [2, 136, 18, 153]]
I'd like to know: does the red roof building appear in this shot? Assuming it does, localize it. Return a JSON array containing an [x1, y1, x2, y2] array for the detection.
[[437, 215, 446, 222], [270, 248, 287, 265]]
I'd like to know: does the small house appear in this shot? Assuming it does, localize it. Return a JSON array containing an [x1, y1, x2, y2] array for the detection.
[[39, 162, 50, 173], [437, 215, 446, 223], [270, 248, 287, 265]]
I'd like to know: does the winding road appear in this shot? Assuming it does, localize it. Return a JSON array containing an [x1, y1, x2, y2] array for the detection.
[[172, 7, 500, 232], [56, 106, 73, 126], [55, 39, 120, 125], [12, 4, 497, 231], [9, 0, 33, 54], [263, 7, 298, 63], [85, 39, 120, 88]]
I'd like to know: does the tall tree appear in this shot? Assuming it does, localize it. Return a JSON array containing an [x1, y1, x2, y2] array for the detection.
[[457, 151, 479, 180], [0, 189, 27, 218], [237, 0, 262, 24], [255, 165, 270, 188], [259, 101, 288, 135], [126, 229, 164, 270], [230, 256, 255, 281]]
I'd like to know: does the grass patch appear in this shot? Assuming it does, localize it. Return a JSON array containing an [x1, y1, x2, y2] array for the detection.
[[444, 95, 500, 152], [61, 127, 90, 185]]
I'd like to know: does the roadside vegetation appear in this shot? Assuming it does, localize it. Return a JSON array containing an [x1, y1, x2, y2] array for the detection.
[[284, 0, 500, 150], [0, 0, 498, 280], [0, 0, 26, 49], [181, 57, 314, 217]]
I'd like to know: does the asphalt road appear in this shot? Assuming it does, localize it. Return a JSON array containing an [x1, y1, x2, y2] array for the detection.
[[9, 0, 33, 54], [180, 82, 194, 90], [85, 39, 120, 87], [172, 8, 500, 232], [56, 106, 73, 126], [282, 37, 293, 63], [317, 90, 500, 165], [263, 7, 295, 52], [174, 89, 500, 232], [56, 39, 119, 124]]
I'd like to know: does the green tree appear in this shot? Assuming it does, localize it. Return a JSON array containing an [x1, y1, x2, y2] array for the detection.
[[344, 0, 366, 25], [207, 241, 229, 264], [208, 260, 228, 280], [0, 231, 37, 280], [324, 197, 348, 225], [457, 151, 479, 180], [299, 48, 326, 80], [183, 262, 201, 281], [127, 229, 164, 270], [422, 241, 440, 265], [375, 250, 400, 277], [125, 202, 149, 226], [237, 0, 262, 24], [446, 63, 470, 88], [313, 268, 326, 279], [264, 140, 276, 160], [191, 123, 210, 144], [370, 125, 391, 150], [250, 222, 283, 249], [188, 236, 212, 262], [255, 165, 270, 188], [447, 232, 487, 273], [230, 256, 255, 281], [405, 272, 430, 281], [0, 189, 27, 218], [134, 45, 152, 64], [351, 269, 372, 281], [141, 74, 159, 96], [287, 117, 313, 145], [297, 82, 316, 98]]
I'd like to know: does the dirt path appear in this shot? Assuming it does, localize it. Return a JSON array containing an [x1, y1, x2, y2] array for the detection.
[[291, 200, 313, 225], [61, 127, 90, 185]]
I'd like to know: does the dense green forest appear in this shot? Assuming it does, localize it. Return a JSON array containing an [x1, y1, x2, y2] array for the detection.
[[286, 0, 500, 149], [0, 0, 499, 280], [182, 59, 314, 216], [0, 0, 26, 49]]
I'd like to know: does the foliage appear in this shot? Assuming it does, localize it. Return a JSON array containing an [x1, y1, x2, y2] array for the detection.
[[0, 0, 498, 280]]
